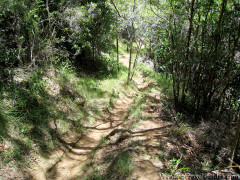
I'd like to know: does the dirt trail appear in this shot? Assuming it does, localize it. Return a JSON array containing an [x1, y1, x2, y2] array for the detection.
[[29, 54, 146, 180], [29, 54, 169, 180], [30, 93, 135, 180], [119, 54, 130, 67]]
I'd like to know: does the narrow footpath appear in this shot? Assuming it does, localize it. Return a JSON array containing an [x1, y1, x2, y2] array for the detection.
[[30, 54, 178, 180]]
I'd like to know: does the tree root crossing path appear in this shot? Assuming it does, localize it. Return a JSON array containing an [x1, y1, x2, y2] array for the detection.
[[30, 55, 174, 180]]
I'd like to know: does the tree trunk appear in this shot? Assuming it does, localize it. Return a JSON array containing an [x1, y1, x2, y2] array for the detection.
[[170, 0, 179, 105], [181, 0, 195, 105], [127, 35, 133, 83], [117, 34, 119, 73], [194, 0, 212, 109], [127, 1, 136, 83], [203, 0, 227, 109], [130, 39, 142, 81], [219, 21, 240, 112], [230, 109, 240, 166]]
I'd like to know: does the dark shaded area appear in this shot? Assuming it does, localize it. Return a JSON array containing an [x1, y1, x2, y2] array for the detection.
[[0, 113, 7, 140], [0, 79, 54, 160], [74, 54, 118, 78]]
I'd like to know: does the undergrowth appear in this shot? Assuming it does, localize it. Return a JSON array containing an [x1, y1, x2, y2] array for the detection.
[[86, 150, 135, 180], [136, 63, 172, 98]]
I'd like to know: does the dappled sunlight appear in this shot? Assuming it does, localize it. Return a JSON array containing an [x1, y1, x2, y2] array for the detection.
[[27, 56, 170, 179], [28, 61, 138, 179]]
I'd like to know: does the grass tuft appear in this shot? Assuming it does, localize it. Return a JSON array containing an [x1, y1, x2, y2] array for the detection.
[[87, 150, 135, 180]]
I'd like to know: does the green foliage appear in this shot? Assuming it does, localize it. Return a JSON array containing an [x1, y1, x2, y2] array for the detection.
[[27, 70, 46, 96], [128, 93, 147, 118], [97, 55, 119, 78], [1, 0, 238, 177], [201, 159, 213, 171], [176, 112, 182, 121], [137, 63, 154, 77], [158, 152, 165, 160], [177, 122, 190, 135], [0, 80, 51, 164], [167, 156, 189, 175], [1, 60, 128, 166], [0, 101, 7, 139], [109, 150, 135, 178], [87, 150, 135, 180], [150, 0, 240, 114], [87, 172, 107, 180], [0, 0, 118, 79], [109, 89, 119, 108], [136, 62, 172, 98]]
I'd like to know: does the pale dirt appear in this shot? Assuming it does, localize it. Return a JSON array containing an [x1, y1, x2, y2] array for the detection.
[[29, 54, 169, 180], [119, 54, 130, 67]]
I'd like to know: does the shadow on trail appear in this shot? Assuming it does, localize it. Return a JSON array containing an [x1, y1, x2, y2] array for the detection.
[[0, 69, 113, 178], [79, 85, 212, 179]]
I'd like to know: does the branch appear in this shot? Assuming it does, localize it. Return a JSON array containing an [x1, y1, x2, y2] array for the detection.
[[110, 0, 122, 18], [149, 0, 169, 23]]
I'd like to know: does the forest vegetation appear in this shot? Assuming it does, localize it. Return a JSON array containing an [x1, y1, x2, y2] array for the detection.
[[0, 0, 240, 179]]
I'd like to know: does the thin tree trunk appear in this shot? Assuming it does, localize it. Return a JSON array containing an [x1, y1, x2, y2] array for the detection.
[[181, 0, 195, 105], [219, 21, 240, 112], [171, 63, 177, 104], [127, 0, 136, 83], [117, 34, 119, 73], [17, 44, 23, 67], [130, 54, 138, 81], [46, 0, 51, 25], [46, 0, 54, 65], [127, 37, 133, 83], [215, 0, 227, 52], [186, 2, 200, 107], [230, 109, 240, 166], [130, 40, 142, 81], [92, 41, 95, 59], [203, 0, 227, 109], [194, 0, 212, 109], [170, 0, 179, 105], [130, 46, 141, 81]]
